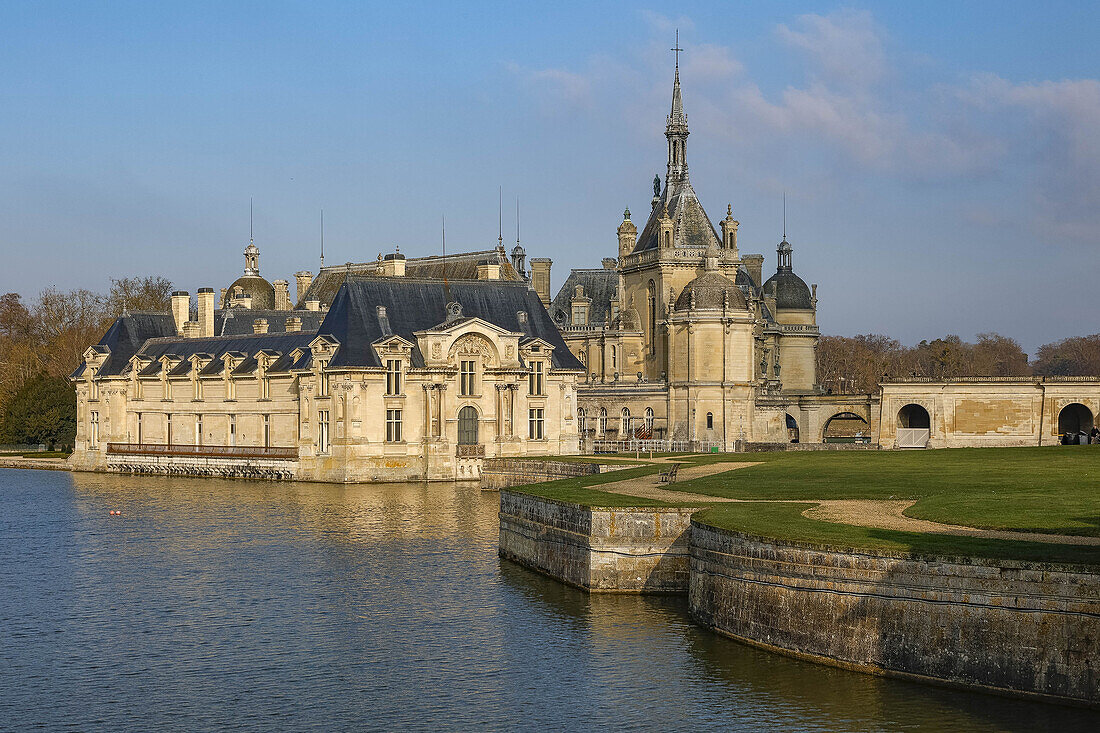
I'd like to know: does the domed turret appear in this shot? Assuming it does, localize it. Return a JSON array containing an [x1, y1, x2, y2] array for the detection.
[[225, 240, 275, 309], [762, 238, 812, 310]]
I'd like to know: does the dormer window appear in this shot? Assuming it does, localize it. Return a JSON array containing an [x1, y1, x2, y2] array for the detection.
[[528, 360, 545, 396], [459, 360, 476, 396], [318, 360, 330, 397], [571, 304, 587, 325], [386, 359, 403, 396]]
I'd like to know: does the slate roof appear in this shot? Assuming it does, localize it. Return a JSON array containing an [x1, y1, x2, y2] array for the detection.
[[763, 269, 813, 310], [131, 331, 317, 374], [549, 268, 619, 327], [633, 180, 722, 253], [71, 312, 178, 378], [214, 308, 326, 336], [321, 276, 584, 370], [674, 271, 749, 311], [296, 247, 524, 308]]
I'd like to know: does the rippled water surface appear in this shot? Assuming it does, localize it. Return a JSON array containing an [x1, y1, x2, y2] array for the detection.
[[0, 469, 1095, 731]]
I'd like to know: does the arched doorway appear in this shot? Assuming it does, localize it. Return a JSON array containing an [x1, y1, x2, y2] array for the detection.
[[897, 404, 930, 448], [823, 412, 870, 443], [785, 413, 799, 443], [898, 404, 930, 429], [1058, 403, 1093, 441], [458, 406, 479, 445]]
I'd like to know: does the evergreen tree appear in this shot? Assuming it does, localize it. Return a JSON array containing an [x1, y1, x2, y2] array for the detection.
[[0, 372, 76, 450]]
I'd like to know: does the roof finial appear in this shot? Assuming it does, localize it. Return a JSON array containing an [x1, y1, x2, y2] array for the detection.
[[320, 208, 325, 268], [498, 185, 503, 249], [516, 198, 521, 247], [249, 196, 253, 244], [672, 29, 682, 71], [782, 190, 787, 241]]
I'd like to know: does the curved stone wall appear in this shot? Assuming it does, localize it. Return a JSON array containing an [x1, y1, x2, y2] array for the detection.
[[689, 521, 1100, 707]]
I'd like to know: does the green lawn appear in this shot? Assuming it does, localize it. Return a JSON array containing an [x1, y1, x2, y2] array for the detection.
[[504, 446, 1100, 566]]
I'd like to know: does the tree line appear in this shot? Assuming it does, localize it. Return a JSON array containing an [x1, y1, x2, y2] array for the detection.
[[0, 276, 172, 449], [817, 332, 1100, 394]]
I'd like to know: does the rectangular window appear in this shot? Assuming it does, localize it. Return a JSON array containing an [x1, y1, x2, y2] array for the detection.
[[528, 408, 544, 440], [194, 377, 203, 401], [89, 411, 99, 448], [164, 378, 172, 401], [460, 360, 476, 396], [571, 305, 587, 325], [263, 414, 270, 447], [136, 412, 143, 444], [261, 376, 270, 400], [226, 376, 235, 401], [89, 380, 99, 401], [319, 364, 330, 397], [166, 413, 173, 445], [196, 414, 203, 446], [229, 414, 236, 446], [528, 361, 544, 396], [386, 359, 403, 396], [317, 410, 330, 453], [385, 409, 403, 442]]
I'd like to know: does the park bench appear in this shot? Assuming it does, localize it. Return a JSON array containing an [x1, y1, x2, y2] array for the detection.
[[656, 462, 681, 485]]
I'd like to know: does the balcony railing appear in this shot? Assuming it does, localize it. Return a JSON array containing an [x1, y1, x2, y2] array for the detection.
[[107, 443, 298, 460], [456, 444, 485, 458]]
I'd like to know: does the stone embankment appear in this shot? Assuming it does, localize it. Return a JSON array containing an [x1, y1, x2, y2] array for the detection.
[[498, 490, 704, 592], [481, 458, 629, 490], [499, 488, 1100, 707], [689, 521, 1099, 707]]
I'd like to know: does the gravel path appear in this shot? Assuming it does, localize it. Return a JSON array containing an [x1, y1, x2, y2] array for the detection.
[[593, 459, 1100, 547]]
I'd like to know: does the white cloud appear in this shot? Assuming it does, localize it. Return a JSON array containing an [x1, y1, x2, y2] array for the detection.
[[777, 9, 887, 88]]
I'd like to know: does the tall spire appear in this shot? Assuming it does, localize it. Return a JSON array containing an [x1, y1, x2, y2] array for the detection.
[[244, 197, 260, 276], [666, 30, 689, 185]]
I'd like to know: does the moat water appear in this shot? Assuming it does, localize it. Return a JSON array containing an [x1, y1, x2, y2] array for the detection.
[[0, 469, 1094, 731]]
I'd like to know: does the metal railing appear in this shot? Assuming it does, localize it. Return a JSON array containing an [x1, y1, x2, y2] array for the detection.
[[107, 443, 298, 460], [588, 439, 724, 454]]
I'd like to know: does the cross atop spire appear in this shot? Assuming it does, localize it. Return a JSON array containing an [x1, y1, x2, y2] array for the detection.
[[665, 31, 689, 184]]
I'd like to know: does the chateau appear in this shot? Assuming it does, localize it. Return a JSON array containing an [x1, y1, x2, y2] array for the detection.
[[69, 60, 1100, 481]]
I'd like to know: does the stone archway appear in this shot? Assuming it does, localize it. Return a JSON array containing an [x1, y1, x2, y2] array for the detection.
[[1058, 403, 1093, 438], [898, 404, 930, 429], [897, 404, 931, 448], [785, 413, 799, 443], [823, 412, 870, 443]]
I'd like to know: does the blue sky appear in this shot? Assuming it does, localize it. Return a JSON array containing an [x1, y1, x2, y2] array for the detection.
[[1, 1, 1098, 354]]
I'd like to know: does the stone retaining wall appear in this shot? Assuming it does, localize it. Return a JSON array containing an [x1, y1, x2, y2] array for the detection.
[[107, 453, 298, 480], [689, 521, 1100, 707], [482, 458, 610, 489], [498, 490, 704, 592]]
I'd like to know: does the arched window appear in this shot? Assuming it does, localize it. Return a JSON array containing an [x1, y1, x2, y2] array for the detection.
[[599, 407, 607, 436], [611, 345, 617, 370], [621, 408, 631, 435], [458, 406, 479, 445], [706, 412, 714, 430], [578, 407, 586, 434], [644, 407, 654, 430]]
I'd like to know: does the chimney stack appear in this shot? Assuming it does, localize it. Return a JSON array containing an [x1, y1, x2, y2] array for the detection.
[[273, 280, 290, 311], [380, 252, 406, 277], [295, 271, 313, 304], [305, 299, 321, 312], [197, 288, 215, 337], [477, 261, 501, 280], [742, 254, 764, 289], [529, 258, 552, 307], [171, 291, 190, 335], [253, 318, 269, 334], [285, 316, 302, 332]]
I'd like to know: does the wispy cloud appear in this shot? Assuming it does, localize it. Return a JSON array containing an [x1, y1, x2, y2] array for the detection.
[[776, 9, 887, 88]]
